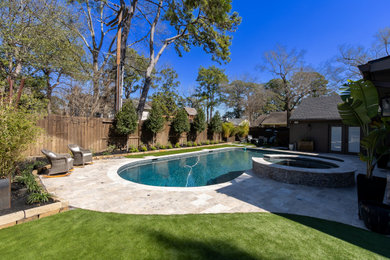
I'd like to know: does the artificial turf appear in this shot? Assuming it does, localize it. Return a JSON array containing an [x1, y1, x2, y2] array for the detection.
[[0, 210, 389, 259], [125, 144, 241, 158]]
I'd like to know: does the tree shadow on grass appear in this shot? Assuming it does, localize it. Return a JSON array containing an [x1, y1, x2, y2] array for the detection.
[[275, 213, 390, 258], [137, 227, 258, 260]]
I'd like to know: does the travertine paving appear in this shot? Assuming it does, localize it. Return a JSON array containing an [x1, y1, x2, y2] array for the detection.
[[40, 150, 389, 229]]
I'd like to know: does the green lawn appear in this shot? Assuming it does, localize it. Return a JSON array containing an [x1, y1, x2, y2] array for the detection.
[[1, 210, 389, 259], [125, 144, 240, 158]]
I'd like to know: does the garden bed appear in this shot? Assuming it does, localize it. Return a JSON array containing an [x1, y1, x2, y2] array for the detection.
[[0, 163, 69, 229], [0, 182, 55, 216], [0, 161, 55, 217], [93, 142, 236, 159]]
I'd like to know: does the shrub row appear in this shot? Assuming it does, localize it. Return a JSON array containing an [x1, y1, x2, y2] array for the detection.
[[15, 161, 52, 204], [137, 140, 224, 152], [103, 140, 225, 154]]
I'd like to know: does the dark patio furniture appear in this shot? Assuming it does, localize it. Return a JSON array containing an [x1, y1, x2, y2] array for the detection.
[[68, 144, 93, 166], [41, 149, 74, 175]]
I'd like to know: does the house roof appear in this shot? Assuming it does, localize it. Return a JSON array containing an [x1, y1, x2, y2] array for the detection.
[[226, 118, 248, 126], [358, 55, 390, 88], [184, 107, 197, 116], [261, 111, 287, 127], [289, 95, 342, 121], [253, 114, 268, 126], [132, 99, 152, 110]]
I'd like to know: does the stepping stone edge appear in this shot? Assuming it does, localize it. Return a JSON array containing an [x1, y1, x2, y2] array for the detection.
[[0, 200, 69, 230]]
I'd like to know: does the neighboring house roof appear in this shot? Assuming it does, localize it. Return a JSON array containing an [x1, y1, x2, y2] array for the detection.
[[289, 95, 342, 121], [132, 99, 152, 111], [253, 115, 268, 126], [184, 107, 197, 116], [228, 118, 248, 126], [261, 111, 287, 127]]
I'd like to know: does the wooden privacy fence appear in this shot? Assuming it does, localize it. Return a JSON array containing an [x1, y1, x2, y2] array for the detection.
[[27, 115, 222, 157], [27, 115, 114, 156]]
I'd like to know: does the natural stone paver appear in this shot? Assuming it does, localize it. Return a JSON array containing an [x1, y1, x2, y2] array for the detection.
[[0, 211, 24, 225], [40, 151, 390, 229], [201, 204, 232, 213], [24, 202, 62, 218]]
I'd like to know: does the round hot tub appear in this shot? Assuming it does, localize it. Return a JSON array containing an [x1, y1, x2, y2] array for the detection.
[[252, 154, 355, 188]]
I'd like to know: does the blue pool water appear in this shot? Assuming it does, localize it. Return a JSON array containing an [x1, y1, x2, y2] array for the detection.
[[118, 148, 266, 187]]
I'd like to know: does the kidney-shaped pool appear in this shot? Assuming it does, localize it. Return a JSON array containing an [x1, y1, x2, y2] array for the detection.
[[118, 148, 265, 187]]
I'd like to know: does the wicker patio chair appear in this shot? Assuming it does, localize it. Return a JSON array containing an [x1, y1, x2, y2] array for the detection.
[[41, 149, 74, 175], [68, 144, 93, 166]]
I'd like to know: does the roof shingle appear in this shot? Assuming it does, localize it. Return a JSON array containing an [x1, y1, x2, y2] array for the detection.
[[261, 111, 287, 126], [289, 95, 342, 121]]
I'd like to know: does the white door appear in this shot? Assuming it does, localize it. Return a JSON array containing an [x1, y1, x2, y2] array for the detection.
[[331, 126, 342, 152], [348, 127, 360, 153]]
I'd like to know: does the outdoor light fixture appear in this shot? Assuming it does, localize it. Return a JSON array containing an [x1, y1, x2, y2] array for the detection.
[[381, 97, 390, 117]]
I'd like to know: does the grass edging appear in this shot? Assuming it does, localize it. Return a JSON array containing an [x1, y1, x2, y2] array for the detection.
[[93, 142, 236, 160], [124, 144, 240, 158]]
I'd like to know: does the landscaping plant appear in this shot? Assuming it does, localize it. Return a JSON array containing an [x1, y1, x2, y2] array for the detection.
[[209, 111, 223, 136], [171, 108, 190, 138], [15, 162, 51, 204], [114, 101, 138, 151], [139, 144, 148, 152], [0, 102, 42, 208], [236, 120, 250, 138], [145, 102, 165, 145], [129, 145, 139, 153], [337, 80, 390, 178], [0, 103, 41, 179], [27, 192, 51, 204], [222, 122, 235, 139], [105, 145, 116, 154], [192, 108, 207, 134]]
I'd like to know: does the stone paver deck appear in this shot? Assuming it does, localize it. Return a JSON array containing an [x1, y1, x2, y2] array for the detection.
[[40, 149, 390, 229]]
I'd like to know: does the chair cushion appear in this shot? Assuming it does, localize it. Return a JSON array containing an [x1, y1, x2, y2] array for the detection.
[[48, 152, 56, 158], [83, 152, 92, 156], [72, 147, 80, 152]]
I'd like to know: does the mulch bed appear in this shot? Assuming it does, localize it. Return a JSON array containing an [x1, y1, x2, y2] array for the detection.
[[0, 182, 55, 216]]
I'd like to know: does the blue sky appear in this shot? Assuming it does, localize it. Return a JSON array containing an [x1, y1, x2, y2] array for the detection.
[[156, 0, 390, 97]]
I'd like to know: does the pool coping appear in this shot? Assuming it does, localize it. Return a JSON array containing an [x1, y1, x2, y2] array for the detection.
[[254, 154, 356, 174]]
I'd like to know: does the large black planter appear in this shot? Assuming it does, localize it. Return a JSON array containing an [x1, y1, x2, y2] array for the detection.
[[377, 154, 389, 169], [359, 200, 390, 234], [356, 174, 387, 203]]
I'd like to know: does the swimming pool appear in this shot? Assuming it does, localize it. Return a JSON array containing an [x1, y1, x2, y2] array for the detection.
[[118, 148, 265, 187]]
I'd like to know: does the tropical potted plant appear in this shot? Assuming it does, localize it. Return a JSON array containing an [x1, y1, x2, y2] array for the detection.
[[338, 80, 390, 233]]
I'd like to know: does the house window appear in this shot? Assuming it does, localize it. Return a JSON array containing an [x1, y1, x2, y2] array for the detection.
[[330, 126, 342, 152], [348, 127, 360, 153]]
